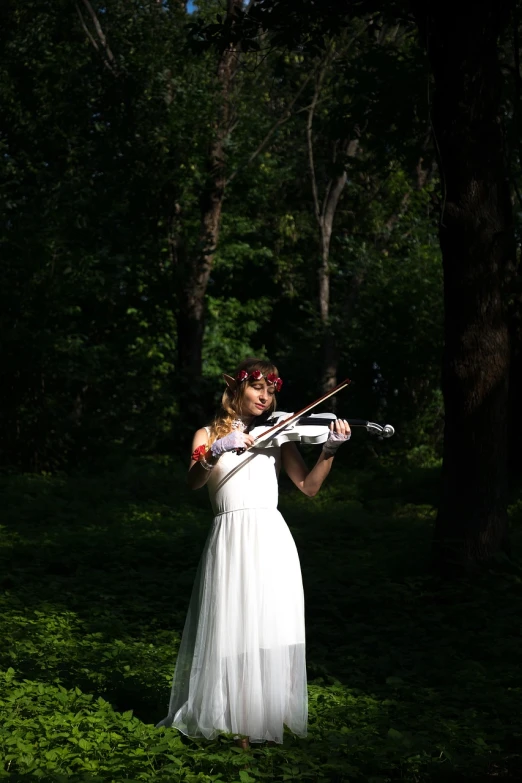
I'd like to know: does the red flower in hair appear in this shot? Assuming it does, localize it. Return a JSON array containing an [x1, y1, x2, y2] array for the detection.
[[266, 373, 283, 392], [250, 370, 262, 380], [236, 370, 249, 382]]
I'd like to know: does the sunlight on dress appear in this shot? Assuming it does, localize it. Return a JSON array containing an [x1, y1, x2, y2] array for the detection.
[[156, 441, 308, 744]]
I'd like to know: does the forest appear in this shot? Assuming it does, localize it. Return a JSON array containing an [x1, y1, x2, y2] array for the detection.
[[1, 0, 522, 780]]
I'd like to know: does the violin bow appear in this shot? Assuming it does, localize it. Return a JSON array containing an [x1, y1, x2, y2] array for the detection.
[[240, 378, 351, 453]]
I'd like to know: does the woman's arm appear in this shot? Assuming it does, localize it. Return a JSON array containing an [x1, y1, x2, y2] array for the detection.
[[187, 428, 255, 490], [187, 428, 217, 490], [281, 420, 350, 497]]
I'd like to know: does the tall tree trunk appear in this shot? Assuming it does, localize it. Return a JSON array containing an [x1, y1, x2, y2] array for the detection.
[[508, 293, 522, 481], [508, 10, 522, 483], [412, 1, 516, 573], [317, 164, 349, 395], [306, 52, 355, 395], [176, 0, 241, 378], [175, 0, 310, 385]]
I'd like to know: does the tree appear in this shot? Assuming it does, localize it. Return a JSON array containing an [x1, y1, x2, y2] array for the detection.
[[303, 21, 431, 396], [305, 43, 355, 395], [411, 0, 516, 571], [0, 0, 445, 470], [504, 7, 522, 483], [175, 0, 242, 381], [196, 0, 519, 570]]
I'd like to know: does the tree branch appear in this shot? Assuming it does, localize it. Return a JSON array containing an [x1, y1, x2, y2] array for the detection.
[[226, 27, 363, 188], [306, 58, 330, 226], [76, 0, 118, 75], [225, 69, 315, 186]]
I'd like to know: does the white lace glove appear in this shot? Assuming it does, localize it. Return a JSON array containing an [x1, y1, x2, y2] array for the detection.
[[322, 421, 351, 456], [210, 431, 252, 458]]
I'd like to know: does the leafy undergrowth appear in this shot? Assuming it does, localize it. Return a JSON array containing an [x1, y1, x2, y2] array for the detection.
[[1, 455, 522, 782]]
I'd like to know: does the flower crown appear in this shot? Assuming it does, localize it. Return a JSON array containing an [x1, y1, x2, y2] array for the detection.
[[236, 369, 283, 392]]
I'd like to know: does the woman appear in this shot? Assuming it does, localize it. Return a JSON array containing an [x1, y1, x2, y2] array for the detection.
[[157, 358, 350, 747]]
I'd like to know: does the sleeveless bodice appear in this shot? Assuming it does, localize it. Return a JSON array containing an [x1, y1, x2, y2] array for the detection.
[[206, 446, 281, 515]]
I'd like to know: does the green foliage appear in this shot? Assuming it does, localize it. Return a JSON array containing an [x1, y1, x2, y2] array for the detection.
[[0, 0, 442, 469], [1, 460, 522, 781], [203, 296, 273, 380]]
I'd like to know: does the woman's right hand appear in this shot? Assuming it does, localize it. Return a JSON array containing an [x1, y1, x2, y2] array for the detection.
[[210, 431, 255, 458]]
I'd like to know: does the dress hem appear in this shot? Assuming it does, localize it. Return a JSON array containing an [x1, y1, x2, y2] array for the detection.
[[155, 717, 307, 745]]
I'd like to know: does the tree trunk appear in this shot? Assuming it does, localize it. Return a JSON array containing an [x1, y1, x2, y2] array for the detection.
[[317, 166, 348, 395], [176, 0, 241, 379], [508, 293, 522, 481], [412, 1, 516, 573], [508, 10, 522, 483]]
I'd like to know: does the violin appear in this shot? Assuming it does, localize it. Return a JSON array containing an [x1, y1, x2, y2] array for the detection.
[[248, 411, 395, 448], [235, 378, 394, 454]]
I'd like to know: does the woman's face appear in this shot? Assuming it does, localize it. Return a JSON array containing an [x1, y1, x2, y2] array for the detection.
[[240, 379, 275, 419]]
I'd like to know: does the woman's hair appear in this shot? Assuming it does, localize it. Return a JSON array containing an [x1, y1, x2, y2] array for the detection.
[[207, 357, 279, 445]]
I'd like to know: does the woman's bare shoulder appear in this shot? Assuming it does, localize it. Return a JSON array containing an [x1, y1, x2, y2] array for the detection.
[[192, 426, 210, 446]]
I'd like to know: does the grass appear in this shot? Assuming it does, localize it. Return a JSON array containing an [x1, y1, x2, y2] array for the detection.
[[0, 453, 522, 781]]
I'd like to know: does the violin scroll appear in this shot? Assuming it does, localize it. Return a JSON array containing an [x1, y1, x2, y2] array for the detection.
[[366, 421, 395, 439]]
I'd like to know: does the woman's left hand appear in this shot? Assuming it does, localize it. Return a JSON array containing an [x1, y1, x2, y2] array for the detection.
[[322, 419, 351, 456]]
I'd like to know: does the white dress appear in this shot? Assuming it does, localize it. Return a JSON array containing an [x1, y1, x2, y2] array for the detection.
[[156, 433, 308, 744]]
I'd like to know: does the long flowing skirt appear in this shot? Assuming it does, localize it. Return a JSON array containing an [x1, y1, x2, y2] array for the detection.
[[156, 507, 308, 744]]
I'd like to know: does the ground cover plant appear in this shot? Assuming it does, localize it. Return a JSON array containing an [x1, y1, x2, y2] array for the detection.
[[1, 454, 522, 782]]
